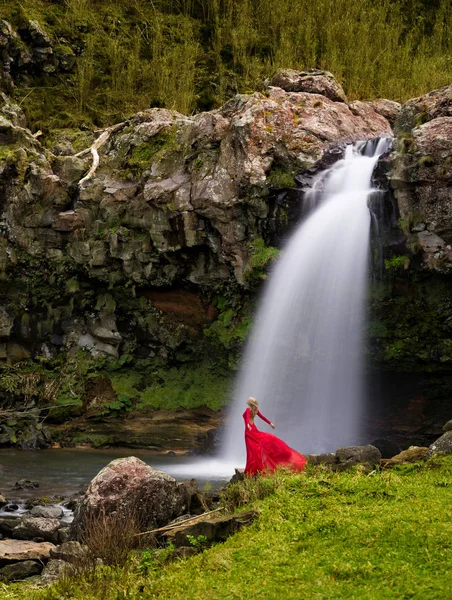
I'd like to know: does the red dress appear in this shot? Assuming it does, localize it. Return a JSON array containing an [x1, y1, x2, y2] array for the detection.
[[243, 408, 307, 476]]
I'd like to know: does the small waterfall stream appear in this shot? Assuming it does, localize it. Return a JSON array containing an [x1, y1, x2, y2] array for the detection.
[[224, 137, 393, 461]]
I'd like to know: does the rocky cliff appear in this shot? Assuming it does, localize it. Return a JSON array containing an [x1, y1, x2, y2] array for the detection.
[[0, 61, 451, 449]]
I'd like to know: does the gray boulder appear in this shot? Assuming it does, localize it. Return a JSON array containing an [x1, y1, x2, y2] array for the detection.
[[50, 540, 87, 564], [305, 453, 336, 466], [425, 431, 452, 459], [30, 505, 64, 519], [71, 457, 186, 539], [443, 420, 452, 433], [40, 559, 71, 584], [0, 559, 42, 581], [13, 517, 60, 543], [335, 445, 382, 470]]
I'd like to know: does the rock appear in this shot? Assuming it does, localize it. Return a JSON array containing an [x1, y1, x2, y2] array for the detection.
[[163, 510, 258, 547], [0, 518, 15, 538], [13, 517, 60, 543], [269, 69, 348, 103], [0, 559, 42, 581], [14, 479, 39, 490], [30, 505, 64, 519], [425, 431, 452, 459], [380, 446, 429, 467], [368, 99, 401, 126], [0, 496, 6, 507], [0, 539, 55, 562], [50, 541, 87, 563], [0, 307, 13, 337], [369, 439, 401, 459], [305, 453, 337, 466], [57, 527, 71, 544], [443, 420, 452, 433], [40, 558, 71, 584], [179, 480, 209, 516], [391, 85, 452, 271], [335, 445, 381, 470], [71, 457, 186, 538], [229, 469, 245, 484]]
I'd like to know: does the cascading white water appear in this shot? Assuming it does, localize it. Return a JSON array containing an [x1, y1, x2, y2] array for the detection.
[[224, 137, 392, 461]]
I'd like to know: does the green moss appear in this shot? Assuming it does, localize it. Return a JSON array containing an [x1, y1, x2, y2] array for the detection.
[[245, 238, 280, 281], [267, 167, 296, 189], [125, 127, 178, 175], [384, 255, 410, 271]]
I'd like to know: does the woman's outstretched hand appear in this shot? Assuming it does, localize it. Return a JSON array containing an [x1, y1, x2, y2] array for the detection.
[[271, 422, 275, 429]]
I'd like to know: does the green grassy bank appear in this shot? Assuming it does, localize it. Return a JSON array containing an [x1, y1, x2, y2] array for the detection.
[[5, 455, 452, 599]]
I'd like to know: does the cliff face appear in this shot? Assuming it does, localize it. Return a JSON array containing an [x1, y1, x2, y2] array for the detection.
[[1, 65, 451, 448], [0, 72, 390, 364]]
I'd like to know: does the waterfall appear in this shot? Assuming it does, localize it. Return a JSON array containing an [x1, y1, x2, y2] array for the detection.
[[224, 137, 392, 461]]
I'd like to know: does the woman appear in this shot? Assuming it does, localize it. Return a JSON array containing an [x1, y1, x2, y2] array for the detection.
[[243, 397, 306, 476]]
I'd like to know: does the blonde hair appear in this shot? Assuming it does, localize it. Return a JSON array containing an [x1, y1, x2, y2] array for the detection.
[[247, 396, 259, 416]]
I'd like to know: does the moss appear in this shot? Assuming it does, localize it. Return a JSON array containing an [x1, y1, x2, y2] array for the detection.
[[125, 127, 178, 175], [245, 237, 280, 281], [384, 255, 410, 271], [267, 167, 296, 189]]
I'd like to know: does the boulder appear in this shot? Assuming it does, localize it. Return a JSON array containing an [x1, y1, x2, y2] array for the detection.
[[40, 558, 71, 584], [368, 99, 401, 126], [425, 431, 452, 459], [335, 445, 381, 470], [0, 559, 42, 581], [443, 420, 452, 433], [30, 505, 64, 519], [305, 453, 337, 466], [71, 457, 186, 539], [0, 495, 6, 507], [0, 539, 55, 563], [269, 69, 348, 103], [50, 541, 87, 564], [13, 517, 60, 543]]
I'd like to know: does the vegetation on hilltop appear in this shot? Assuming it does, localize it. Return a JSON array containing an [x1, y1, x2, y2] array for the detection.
[[1, 0, 451, 130], [4, 455, 452, 599]]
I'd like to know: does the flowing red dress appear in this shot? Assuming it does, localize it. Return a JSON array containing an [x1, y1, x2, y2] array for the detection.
[[243, 408, 307, 476]]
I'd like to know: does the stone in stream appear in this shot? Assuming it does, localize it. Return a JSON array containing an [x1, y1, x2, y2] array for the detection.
[[0, 559, 43, 581], [71, 457, 186, 539], [425, 431, 452, 459], [0, 495, 7, 507], [14, 479, 39, 490], [13, 517, 60, 543], [0, 539, 55, 562], [30, 505, 64, 519]]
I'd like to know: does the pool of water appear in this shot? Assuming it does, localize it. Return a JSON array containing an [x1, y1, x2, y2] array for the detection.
[[0, 448, 239, 500]]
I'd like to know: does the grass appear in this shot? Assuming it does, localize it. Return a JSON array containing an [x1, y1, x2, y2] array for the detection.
[[6, 455, 452, 599], [3, 0, 451, 130]]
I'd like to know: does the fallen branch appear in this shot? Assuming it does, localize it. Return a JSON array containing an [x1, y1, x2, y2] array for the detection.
[[134, 507, 226, 537], [77, 121, 127, 188]]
